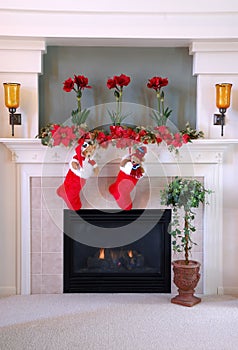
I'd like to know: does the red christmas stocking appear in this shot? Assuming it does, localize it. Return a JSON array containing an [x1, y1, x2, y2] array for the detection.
[[56, 170, 86, 211], [109, 170, 138, 210]]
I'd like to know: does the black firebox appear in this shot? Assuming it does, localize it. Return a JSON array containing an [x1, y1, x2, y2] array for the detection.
[[64, 209, 171, 293]]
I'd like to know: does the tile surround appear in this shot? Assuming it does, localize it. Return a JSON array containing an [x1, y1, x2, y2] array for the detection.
[[30, 176, 204, 294]]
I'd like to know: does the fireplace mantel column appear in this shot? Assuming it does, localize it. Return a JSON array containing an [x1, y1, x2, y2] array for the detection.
[[0, 39, 46, 138]]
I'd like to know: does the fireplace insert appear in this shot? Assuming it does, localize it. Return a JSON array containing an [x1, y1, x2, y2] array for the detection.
[[64, 209, 171, 293]]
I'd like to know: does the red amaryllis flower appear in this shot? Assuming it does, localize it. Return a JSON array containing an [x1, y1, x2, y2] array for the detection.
[[63, 78, 74, 92], [52, 126, 76, 147], [147, 76, 168, 91], [107, 74, 131, 125], [107, 78, 117, 90], [74, 75, 92, 90], [115, 74, 131, 87], [106, 74, 131, 89]]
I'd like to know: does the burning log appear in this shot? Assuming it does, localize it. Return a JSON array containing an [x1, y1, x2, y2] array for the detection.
[[87, 248, 144, 271]]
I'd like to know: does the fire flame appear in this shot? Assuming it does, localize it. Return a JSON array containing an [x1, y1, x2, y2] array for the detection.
[[99, 248, 105, 259], [128, 250, 133, 258]]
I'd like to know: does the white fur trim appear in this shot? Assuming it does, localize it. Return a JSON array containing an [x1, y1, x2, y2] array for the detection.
[[69, 158, 80, 176], [69, 157, 97, 179], [120, 161, 133, 175]]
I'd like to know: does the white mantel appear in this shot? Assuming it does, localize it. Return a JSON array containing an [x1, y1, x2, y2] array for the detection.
[[0, 138, 235, 163], [1, 138, 235, 295]]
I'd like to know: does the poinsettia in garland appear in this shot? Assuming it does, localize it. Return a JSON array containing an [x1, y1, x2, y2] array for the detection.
[[37, 123, 88, 147], [95, 124, 189, 152]]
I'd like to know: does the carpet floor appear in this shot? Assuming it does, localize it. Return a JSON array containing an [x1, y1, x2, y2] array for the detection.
[[0, 294, 238, 350]]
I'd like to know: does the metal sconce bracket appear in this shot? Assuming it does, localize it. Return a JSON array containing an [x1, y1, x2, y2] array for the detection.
[[9, 111, 21, 136], [213, 108, 226, 136], [213, 113, 224, 126], [9, 113, 21, 126]]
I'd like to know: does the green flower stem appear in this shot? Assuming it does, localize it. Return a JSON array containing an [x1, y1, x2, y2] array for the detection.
[[119, 89, 122, 121], [156, 91, 161, 116], [77, 96, 81, 115], [115, 89, 123, 125], [161, 95, 164, 115], [115, 97, 119, 125]]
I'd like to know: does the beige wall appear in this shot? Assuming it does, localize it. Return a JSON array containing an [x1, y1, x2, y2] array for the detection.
[[0, 144, 16, 295]]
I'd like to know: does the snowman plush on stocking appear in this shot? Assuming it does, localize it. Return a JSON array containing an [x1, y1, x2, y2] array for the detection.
[[109, 145, 147, 210], [57, 137, 99, 211]]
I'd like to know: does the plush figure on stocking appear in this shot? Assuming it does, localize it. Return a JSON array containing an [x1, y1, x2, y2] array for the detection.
[[57, 137, 99, 211], [109, 145, 147, 210]]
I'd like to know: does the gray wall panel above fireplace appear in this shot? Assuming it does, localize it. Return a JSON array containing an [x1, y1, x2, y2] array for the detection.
[[39, 46, 196, 131]]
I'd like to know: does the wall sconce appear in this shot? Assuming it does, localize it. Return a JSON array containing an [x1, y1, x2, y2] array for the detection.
[[214, 83, 232, 136], [3, 82, 21, 136]]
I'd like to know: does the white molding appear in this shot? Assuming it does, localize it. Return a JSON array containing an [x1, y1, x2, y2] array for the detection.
[[203, 163, 223, 294], [1, 9, 238, 43], [192, 52, 238, 75], [19, 166, 32, 295], [190, 42, 238, 53], [0, 39, 46, 51], [2, 1, 238, 13], [190, 41, 238, 75], [223, 287, 238, 295], [0, 40, 46, 73], [0, 138, 236, 164]]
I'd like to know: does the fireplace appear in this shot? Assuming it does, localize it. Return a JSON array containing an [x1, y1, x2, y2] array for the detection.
[[64, 209, 171, 293], [0, 139, 227, 295]]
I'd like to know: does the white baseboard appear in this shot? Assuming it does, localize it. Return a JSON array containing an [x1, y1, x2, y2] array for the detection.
[[223, 287, 238, 296], [0, 287, 16, 296]]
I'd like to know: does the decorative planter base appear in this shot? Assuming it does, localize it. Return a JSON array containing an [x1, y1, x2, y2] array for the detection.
[[171, 260, 201, 307], [171, 291, 201, 307]]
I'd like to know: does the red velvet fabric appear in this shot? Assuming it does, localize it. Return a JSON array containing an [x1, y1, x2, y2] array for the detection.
[[109, 170, 138, 210], [56, 170, 86, 211]]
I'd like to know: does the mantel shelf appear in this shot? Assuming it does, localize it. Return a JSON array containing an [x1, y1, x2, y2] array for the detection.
[[0, 138, 236, 164]]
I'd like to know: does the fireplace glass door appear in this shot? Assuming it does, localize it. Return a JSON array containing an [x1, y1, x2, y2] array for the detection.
[[64, 209, 171, 293]]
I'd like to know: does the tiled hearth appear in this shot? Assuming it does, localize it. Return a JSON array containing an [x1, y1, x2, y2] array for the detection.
[[1, 138, 230, 295]]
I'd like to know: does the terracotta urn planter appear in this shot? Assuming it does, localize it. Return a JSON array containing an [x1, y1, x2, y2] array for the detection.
[[171, 259, 201, 307]]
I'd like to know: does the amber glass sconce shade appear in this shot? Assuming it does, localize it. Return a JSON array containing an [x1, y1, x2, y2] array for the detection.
[[214, 83, 232, 137], [3, 83, 21, 136]]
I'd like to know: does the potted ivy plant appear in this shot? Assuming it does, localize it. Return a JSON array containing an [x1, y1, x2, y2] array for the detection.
[[160, 176, 212, 307]]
